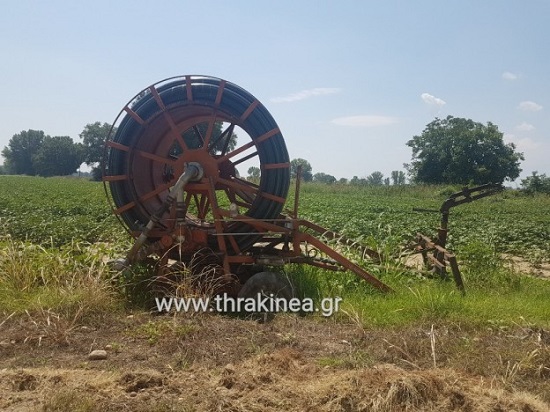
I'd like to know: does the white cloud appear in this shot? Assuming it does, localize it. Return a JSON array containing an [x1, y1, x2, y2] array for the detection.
[[330, 115, 398, 127], [271, 87, 341, 103], [518, 101, 543, 112], [502, 71, 518, 80], [515, 122, 535, 132], [421, 93, 446, 107], [504, 134, 540, 151]]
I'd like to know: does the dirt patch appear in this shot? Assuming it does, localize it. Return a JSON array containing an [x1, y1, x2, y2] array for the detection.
[[502, 254, 550, 279], [404, 251, 550, 280], [1, 313, 550, 411]]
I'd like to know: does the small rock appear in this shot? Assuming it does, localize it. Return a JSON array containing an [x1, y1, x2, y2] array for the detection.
[[88, 350, 108, 361], [0, 340, 10, 348], [104, 344, 113, 350], [129, 391, 137, 397], [223, 363, 236, 374]]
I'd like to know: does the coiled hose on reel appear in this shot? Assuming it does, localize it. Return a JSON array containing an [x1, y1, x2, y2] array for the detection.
[[103, 75, 290, 255]]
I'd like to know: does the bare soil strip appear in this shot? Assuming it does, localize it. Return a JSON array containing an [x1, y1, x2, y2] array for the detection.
[[1, 313, 549, 411]]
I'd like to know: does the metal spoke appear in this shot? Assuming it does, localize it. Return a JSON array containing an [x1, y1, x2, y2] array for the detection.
[[232, 151, 258, 167], [209, 122, 235, 155], [149, 86, 189, 152], [202, 118, 216, 149], [217, 127, 279, 163], [192, 125, 204, 147], [139, 183, 171, 202], [136, 150, 176, 165], [214, 176, 259, 196]]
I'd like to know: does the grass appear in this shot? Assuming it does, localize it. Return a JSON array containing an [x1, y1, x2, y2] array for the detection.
[[131, 319, 198, 345], [1, 176, 549, 330], [287, 236, 550, 329], [0, 236, 120, 321]]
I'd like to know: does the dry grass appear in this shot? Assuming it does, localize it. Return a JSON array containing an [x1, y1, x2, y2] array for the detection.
[[3, 358, 548, 412], [1, 313, 550, 411], [0, 236, 118, 319]]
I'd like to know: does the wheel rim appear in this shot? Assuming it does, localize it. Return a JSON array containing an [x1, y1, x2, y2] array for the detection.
[[103, 76, 290, 255]]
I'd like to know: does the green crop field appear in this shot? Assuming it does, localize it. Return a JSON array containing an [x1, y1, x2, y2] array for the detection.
[[2, 175, 549, 256], [0, 175, 123, 246], [1, 175, 550, 326]]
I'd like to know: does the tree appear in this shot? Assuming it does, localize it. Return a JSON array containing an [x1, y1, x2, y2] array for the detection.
[[338, 177, 348, 185], [391, 170, 406, 185], [406, 116, 523, 185], [366, 171, 384, 186], [350, 176, 367, 186], [313, 172, 336, 184], [1, 130, 45, 175], [33, 136, 83, 177], [290, 158, 313, 182], [521, 171, 550, 194], [80, 122, 114, 181], [80, 122, 113, 165], [247, 166, 260, 182]]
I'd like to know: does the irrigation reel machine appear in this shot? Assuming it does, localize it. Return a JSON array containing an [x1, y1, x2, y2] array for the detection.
[[103, 75, 493, 300]]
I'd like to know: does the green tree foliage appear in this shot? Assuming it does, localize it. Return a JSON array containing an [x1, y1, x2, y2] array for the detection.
[[406, 116, 524, 184], [1, 130, 45, 175], [80, 122, 113, 165], [391, 170, 406, 185], [366, 171, 384, 186], [290, 158, 313, 182], [350, 176, 367, 186], [521, 171, 550, 194], [313, 172, 336, 184], [33, 136, 83, 177], [247, 166, 260, 182], [80, 122, 114, 181]]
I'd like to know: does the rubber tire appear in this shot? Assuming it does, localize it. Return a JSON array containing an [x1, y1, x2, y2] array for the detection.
[[237, 271, 295, 322]]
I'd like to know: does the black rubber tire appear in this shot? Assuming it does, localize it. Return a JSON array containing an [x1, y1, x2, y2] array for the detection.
[[237, 271, 295, 322]]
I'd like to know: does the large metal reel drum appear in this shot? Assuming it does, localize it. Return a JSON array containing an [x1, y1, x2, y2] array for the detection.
[[103, 76, 290, 259]]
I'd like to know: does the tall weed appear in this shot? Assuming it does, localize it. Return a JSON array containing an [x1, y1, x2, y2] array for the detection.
[[0, 236, 118, 319]]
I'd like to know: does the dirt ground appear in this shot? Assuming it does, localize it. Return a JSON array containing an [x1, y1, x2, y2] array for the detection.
[[502, 254, 550, 280], [1, 311, 550, 411]]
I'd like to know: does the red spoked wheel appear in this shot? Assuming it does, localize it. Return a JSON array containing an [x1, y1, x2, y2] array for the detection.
[[103, 76, 290, 260]]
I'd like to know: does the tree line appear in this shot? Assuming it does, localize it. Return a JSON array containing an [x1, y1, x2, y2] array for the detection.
[[1, 122, 111, 179], [2, 115, 547, 193], [279, 159, 406, 186]]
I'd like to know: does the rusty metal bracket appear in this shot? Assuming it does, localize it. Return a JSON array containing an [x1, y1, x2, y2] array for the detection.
[[412, 233, 465, 295], [409, 183, 504, 294]]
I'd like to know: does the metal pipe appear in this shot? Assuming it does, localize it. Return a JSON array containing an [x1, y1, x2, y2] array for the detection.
[[124, 162, 203, 264], [293, 165, 302, 218]]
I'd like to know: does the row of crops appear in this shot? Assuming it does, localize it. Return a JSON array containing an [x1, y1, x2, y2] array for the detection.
[[1, 175, 549, 262]]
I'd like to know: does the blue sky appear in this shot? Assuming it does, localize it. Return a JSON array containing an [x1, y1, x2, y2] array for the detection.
[[1, 0, 548, 184]]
